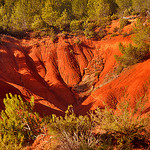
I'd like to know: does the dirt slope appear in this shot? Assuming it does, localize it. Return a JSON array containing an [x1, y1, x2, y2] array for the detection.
[[0, 19, 150, 116]]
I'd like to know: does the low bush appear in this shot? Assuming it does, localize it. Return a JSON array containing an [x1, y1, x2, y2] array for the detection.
[[122, 32, 128, 37], [97, 29, 107, 39], [111, 14, 118, 20], [1, 94, 150, 149], [115, 19, 150, 72], [92, 98, 150, 149], [120, 18, 130, 29], [110, 33, 118, 37], [70, 20, 83, 33], [49, 105, 100, 150], [115, 43, 146, 68], [0, 93, 44, 149], [113, 27, 119, 32]]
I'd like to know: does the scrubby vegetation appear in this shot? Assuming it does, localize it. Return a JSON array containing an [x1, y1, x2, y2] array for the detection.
[[0, 93, 45, 149], [0, 0, 149, 39], [0, 93, 150, 149], [115, 19, 150, 73]]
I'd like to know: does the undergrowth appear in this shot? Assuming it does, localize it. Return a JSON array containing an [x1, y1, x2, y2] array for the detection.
[[0, 94, 150, 149]]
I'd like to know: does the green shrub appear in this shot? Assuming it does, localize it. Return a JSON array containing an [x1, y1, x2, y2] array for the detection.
[[0, 93, 44, 149], [84, 28, 96, 39], [97, 16, 111, 27], [70, 20, 83, 33], [31, 15, 45, 31], [94, 29, 107, 40], [110, 33, 118, 37], [111, 14, 118, 20], [123, 9, 130, 16], [113, 27, 119, 32], [120, 18, 130, 29], [56, 9, 70, 31], [92, 98, 150, 149], [115, 43, 146, 68], [122, 32, 128, 37], [49, 105, 100, 150], [115, 19, 150, 71]]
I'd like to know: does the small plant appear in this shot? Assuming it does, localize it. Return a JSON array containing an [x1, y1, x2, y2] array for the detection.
[[120, 18, 130, 29], [111, 14, 118, 20], [97, 29, 107, 39], [110, 33, 118, 37], [84, 28, 96, 39], [49, 105, 100, 150], [122, 32, 128, 37], [83, 21, 97, 39], [113, 27, 119, 32], [0, 94, 44, 149]]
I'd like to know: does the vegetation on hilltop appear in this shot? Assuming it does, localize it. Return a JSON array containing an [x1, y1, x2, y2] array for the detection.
[[0, 0, 149, 38]]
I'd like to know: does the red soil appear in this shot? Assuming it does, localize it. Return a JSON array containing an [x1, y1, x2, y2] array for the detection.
[[0, 19, 149, 118]]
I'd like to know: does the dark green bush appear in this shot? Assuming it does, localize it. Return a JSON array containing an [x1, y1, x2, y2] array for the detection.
[[115, 19, 150, 71], [115, 43, 146, 68]]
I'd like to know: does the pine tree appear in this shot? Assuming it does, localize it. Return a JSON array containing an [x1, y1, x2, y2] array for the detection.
[[72, 0, 88, 19], [42, 0, 61, 26]]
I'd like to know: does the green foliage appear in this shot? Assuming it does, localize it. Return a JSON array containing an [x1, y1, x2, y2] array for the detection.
[[42, 0, 60, 27], [83, 21, 96, 39], [72, 0, 88, 19], [110, 33, 118, 37], [31, 15, 45, 31], [0, 93, 44, 149], [87, 0, 111, 19], [119, 18, 130, 29], [92, 98, 150, 149], [97, 29, 107, 39], [56, 9, 70, 31], [111, 14, 118, 20], [70, 20, 83, 33], [132, 0, 150, 13], [116, 0, 132, 11], [122, 32, 128, 37], [0, 0, 149, 38], [115, 43, 145, 68], [49, 105, 100, 150], [1, 93, 150, 149], [115, 19, 150, 71], [10, 0, 42, 32], [132, 19, 150, 46]]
